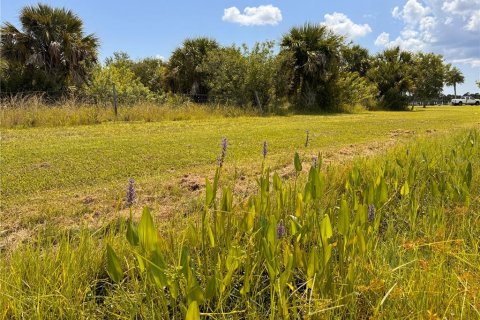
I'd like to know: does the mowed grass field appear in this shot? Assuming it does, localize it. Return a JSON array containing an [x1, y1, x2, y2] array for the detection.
[[1, 106, 480, 248], [0, 105, 479, 319]]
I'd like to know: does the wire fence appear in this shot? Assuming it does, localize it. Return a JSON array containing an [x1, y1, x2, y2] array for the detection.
[[0, 89, 463, 109], [0, 89, 268, 111]]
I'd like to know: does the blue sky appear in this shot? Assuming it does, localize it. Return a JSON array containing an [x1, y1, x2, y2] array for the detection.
[[2, 0, 479, 94]]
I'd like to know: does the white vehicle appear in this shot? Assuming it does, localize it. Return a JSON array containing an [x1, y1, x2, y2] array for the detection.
[[451, 96, 480, 105]]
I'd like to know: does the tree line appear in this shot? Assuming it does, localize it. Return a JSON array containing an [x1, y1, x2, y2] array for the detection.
[[0, 4, 471, 111]]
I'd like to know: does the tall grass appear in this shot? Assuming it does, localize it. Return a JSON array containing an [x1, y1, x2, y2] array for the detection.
[[0, 95, 261, 128], [1, 130, 479, 319]]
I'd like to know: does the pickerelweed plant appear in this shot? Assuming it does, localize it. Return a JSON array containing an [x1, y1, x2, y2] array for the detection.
[[106, 130, 479, 319]]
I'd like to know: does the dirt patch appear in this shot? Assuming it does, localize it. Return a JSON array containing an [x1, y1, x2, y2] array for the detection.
[[180, 174, 205, 192], [0, 228, 31, 252], [82, 196, 95, 204], [390, 129, 416, 138]]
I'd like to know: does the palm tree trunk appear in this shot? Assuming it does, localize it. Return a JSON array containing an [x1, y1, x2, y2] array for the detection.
[[454, 83, 457, 99]]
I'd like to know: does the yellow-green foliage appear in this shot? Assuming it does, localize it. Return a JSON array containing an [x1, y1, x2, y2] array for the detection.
[[337, 72, 379, 110], [0, 97, 258, 128], [86, 65, 153, 104]]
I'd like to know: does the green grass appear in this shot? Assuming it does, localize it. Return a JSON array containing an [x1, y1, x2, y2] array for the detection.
[[1, 125, 479, 319], [1, 106, 480, 241]]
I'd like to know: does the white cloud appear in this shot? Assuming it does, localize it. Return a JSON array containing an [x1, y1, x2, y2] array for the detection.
[[442, 0, 480, 16], [465, 10, 480, 31], [393, 0, 430, 25], [374, 32, 390, 46], [322, 12, 372, 40], [420, 16, 436, 31], [392, 6, 401, 18], [155, 55, 166, 61], [389, 35, 427, 51], [222, 5, 282, 26], [376, 0, 480, 68], [450, 58, 480, 68]]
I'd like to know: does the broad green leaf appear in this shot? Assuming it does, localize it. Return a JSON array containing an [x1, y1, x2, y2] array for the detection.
[[186, 301, 200, 320], [376, 177, 388, 204], [400, 181, 410, 196], [367, 183, 374, 204], [180, 246, 190, 278], [320, 214, 333, 243], [408, 166, 416, 186], [320, 214, 333, 267], [205, 274, 217, 300], [357, 204, 367, 226], [294, 152, 302, 172], [126, 213, 139, 246], [213, 168, 220, 196], [205, 178, 214, 206], [356, 228, 366, 253], [245, 204, 255, 231], [466, 162, 473, 187], [134, 252, 145, 273], [267, 216, 276, 245], [106, 244, 123, 283], [221, 187, 232, 213], [303, 181, 312, 203], [148, 247, 168, 287], [295, 193, 304, 217], [289, 215, 302, 236], [207, 223, 215, 247], [187, 284, 205, 305], [338, 198, 349, 236], [273, 172, 282, 191], [226, 246, 240, 272], [138, 207, 157, 253]]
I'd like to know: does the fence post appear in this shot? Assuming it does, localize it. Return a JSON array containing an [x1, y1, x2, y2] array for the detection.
[[112, 83, 118, 117]]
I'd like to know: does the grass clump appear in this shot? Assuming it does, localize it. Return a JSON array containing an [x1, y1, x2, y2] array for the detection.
[[0, 96, 260, 129]]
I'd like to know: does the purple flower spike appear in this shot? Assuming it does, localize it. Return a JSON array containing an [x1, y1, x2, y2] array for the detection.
[[217, 137, 228, 167], [368, 204, 375, 223], [277, 223, 286, 239], [126, 178, 135, 207], [312, 156, 318, 168], [263, 141, 268, 159]]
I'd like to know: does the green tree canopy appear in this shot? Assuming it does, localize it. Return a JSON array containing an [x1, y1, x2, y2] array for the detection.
[[340, 44, 371, 77], [368, 47, 414, 110], [167, 37, 219, 101], [0, 4, 99, 92], [411, 53, 445, 107], [444, 65, 465, 98], [280, 23, 345, 111], [104, 52, 166, 93], [86, 64, 152, 104], [201, 41, 278, 109]]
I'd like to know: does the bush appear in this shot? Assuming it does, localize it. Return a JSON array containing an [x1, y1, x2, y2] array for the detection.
[[86, 65, 153, 104]]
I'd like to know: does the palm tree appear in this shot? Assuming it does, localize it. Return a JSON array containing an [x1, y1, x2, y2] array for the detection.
[[280, 23, 344, 111], [1, 4, 99, 91], [167, 37, 219, 101], [367, 47, 414, 110], [444, 66, 464, 99], [341, 44, 371, 77]]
